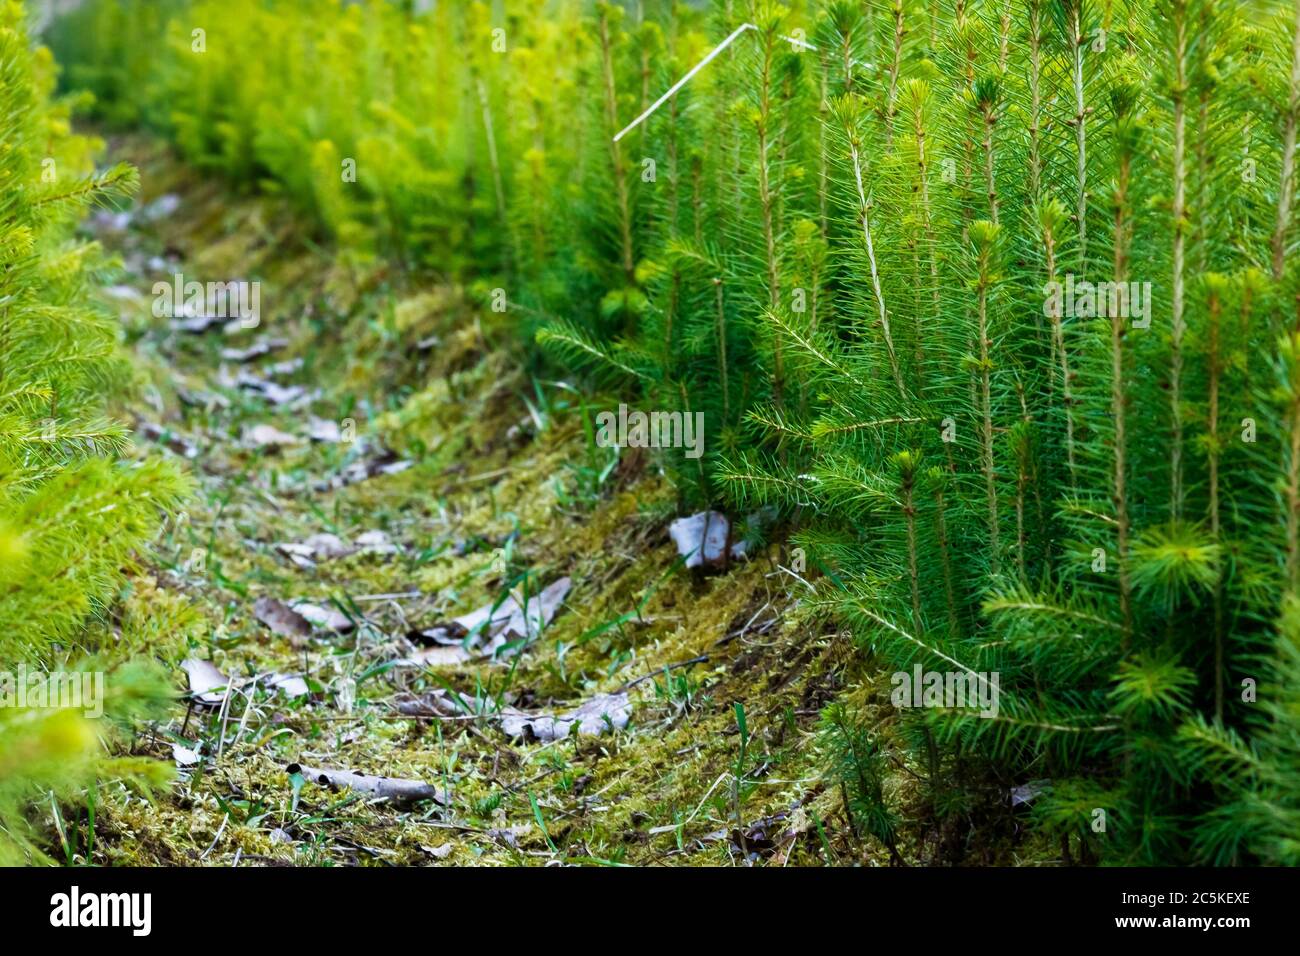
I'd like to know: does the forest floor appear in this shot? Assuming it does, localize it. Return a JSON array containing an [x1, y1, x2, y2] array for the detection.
[[84, 137, 891, 866]]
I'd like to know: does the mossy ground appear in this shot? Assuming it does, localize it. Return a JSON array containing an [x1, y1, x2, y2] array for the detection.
[[70, 138, 917, 867]]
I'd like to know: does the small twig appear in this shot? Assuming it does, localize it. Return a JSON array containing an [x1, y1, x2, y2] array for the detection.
[[201, 813, 229, 859], [352, 590, 422, 602]]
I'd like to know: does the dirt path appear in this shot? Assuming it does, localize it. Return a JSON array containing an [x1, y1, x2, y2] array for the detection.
[[90, 139, 857, 867]]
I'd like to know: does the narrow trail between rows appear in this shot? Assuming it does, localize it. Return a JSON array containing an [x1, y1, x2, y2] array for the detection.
[[93, 138, 861, 866]]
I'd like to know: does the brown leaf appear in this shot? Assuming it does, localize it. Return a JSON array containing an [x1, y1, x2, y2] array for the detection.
[[253, 597, 313, 640]]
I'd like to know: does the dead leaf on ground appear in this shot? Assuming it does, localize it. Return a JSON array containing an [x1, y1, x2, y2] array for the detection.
[[243, 423, 302, 450], [355, 529, 400, 555], [499, 690, 631, 743], [408, 624, 465, 647], [290, 600, 355, 633], [220, 338, 288, 363], [669, 511, 748, 571], [393, 690, 457, 718], [103, 283, 143, 303], [313, 452, 413, 491], [221, 368, 315, 407], [137, 419, 200, 459], [307, 417, 343, 442], [408, 576, 571, 662], [264, 672, 310, 698], [181, 657, 232, 705], [266, 358, 304, 377], [177, 386, 231, 411], [275, 532, 354, 568], [141, 193, 181, 221], [399, 644, 472, 667], [171, 312, 227, 335], [1010, 780, 1049, 808], [287, 763, 448, 805], [172, 743, 202, 766], [253, 596, 313, 640], [485, 826, 529, 848], [729, 815, 784, 857]]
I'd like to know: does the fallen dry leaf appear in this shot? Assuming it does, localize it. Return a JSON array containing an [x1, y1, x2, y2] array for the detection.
[[222, 368, 315, 407], [499, 691, 631, 743], [171, 312, 228, 335], [136, 419, 200, 459], [181, 658, 232, 705], [287, 763, 448, 805], [485, 825, 530, 848], [399, 644, 471, 667], [409, 577, 572, 659], [266, 357, 304, 377], [290, 600, 355, 633], [312, 451, 413, 491], [393, 690, 457, 718], [142, 193, 181, 221], [275, 532, 354, 568], [264, 672, 310, 698], [669, 511, 748, 570], [243, 423, 302, 450], [253, 597, 313, 640], [467, 577, 572, 650], [355, 529, 400, 555], [172, 743, 202, 766], [306, 417, 343, 442], [1010, 780, 1049, 808], [220, 338, 287, 363]]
